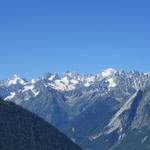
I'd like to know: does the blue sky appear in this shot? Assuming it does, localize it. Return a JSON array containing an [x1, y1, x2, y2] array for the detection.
[[0, 0, 150, 79]]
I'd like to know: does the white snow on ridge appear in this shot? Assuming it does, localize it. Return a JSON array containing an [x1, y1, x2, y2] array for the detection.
[[84, 76, 96, 87], [48, 75, 55, 81], [7, 74, 26, 86], [101, 68, 117, 78], [4, 92, 16, 100], [70, 79, 79, 84], [36, 68, 119, 91], [107, 78, 117, 87], [48, 76, 80, 91], [33, 91, 40, 97], [31, 79, 39, 84], [85, 76, 96, 82], [84, 82, 91, 87], [23, 85, 34, 92], [2, 68, 150, 103], [22, 85, 39, 97]]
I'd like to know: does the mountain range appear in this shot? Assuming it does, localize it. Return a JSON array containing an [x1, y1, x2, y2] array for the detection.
[[0, 68, 150, 150]]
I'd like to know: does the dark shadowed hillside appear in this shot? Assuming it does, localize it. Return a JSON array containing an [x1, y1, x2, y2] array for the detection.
[[0, 99, 82, 150]]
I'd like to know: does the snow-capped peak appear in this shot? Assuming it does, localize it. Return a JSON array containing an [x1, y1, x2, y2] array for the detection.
[[95, 68, 118, 88], [1, 68, 150, 104], [144, 72, 150, 77], [7, 74, 27, 86], [107, 78, 117, 88], [100, 68, 117, 78], [63, 71, 80, 79]]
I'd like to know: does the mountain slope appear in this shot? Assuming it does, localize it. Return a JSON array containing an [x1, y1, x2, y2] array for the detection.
[[0, 99, 82, 150], [111, 88, 150, 150], [113, 127, 150, 150], [64, 96, 120, 150], [1, 68, 148, 130], [20, 88, 73, 129], [65, 89, 150, 150], [0, 68, 150, 150]]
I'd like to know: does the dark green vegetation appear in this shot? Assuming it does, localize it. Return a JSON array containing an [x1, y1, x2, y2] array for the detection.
[[0, 99, 82, 150]]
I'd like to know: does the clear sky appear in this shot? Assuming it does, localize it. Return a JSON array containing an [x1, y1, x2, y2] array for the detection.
[[0, 0, 150, 79]]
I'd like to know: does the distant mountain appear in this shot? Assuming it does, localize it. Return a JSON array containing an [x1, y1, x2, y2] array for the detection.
[[0, 68, 150, 149], [1, 69, 150, 106], [65, 89, 150, 150], [20, 88, 73, 129], [111, 88, 150, 150], [0, 99, 82, 150], [64, 96, 120, 149]]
